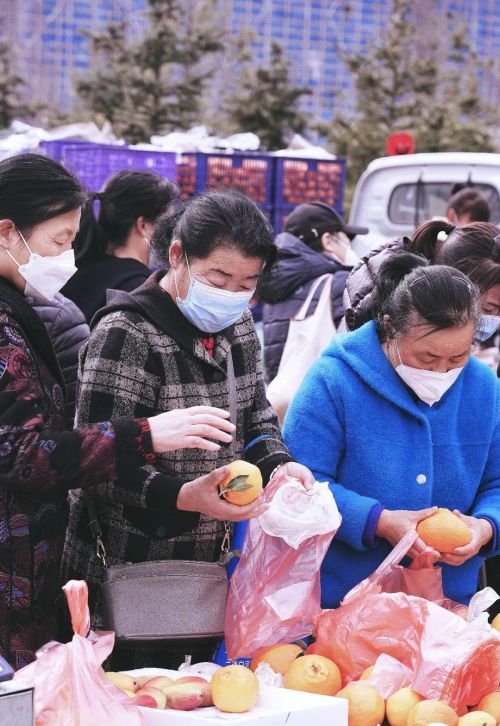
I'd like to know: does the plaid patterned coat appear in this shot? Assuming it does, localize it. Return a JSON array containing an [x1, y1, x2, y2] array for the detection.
[[61, 271, 291, 635], [0, 279, 154, 669]]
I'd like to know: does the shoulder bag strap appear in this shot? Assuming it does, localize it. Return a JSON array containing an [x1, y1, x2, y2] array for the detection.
[[85, 488, 108, 567], [294, 274, 334, 322]]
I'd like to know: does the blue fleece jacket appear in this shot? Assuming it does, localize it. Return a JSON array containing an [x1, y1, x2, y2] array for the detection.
[[283, 321, 500, 607]]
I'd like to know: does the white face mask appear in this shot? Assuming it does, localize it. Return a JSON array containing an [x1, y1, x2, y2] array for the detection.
[[7, 229, 77, 301], [394, 339, 464, 406], [475, 314, 500, 342], [328, 235, 360, 268]]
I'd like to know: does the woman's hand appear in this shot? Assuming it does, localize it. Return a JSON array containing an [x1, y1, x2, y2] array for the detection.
[[376, 507, 441, 560], [270, 462, 315, 491], [148, 406, 235, 452], [439, 512, 493, 566], [177, 466, 267, 522]]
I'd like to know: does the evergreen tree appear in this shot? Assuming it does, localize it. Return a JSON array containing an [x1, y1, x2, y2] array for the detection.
[[77, 0, 223, 143], [226, 42, 312, 150], [328, 0, 498, 186], [0, 43, 33, 129]]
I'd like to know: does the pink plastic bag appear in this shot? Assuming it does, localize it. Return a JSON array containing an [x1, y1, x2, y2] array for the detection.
[[14, 580, 143, 726], [225, 474, 338, 659], [313, 532, 500, 713]]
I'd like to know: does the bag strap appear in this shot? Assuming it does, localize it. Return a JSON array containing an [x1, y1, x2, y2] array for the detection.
[[293, 274, 334, 322], [85, 488, 108, 567]]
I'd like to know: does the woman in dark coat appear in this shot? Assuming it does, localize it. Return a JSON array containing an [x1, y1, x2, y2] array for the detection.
[[63, 170, 179, 323], [0, 154, 259, 669], [62, 191, 314, 670]]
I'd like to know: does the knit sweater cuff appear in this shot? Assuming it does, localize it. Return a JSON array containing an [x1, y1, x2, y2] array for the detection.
[[112, 417, 157, 480], [362, 503, 385, 548], [145, 474, 200, 536], [243, 434, 292, 484]]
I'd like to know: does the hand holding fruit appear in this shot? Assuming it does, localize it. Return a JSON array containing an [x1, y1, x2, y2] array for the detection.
[[177, 465, 267, 521], [375, 507, 441, 560], [269, 461, 315, 491], [148, 406, 235, 453], [437, 511, 492, 566]]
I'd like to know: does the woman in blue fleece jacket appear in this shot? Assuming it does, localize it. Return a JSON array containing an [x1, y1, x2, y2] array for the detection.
[[284, 253, 500, 607]]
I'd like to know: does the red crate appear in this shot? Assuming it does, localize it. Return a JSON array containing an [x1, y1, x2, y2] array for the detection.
[[275, 158, 346, 209]]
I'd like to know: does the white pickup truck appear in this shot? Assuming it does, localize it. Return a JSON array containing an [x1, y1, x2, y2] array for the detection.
[[349, 152, 500, 256]]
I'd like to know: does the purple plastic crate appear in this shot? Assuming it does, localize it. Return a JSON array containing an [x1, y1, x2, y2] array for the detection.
[[274, 157, 346, 210], [38, 138, 92, 161], [56, 143, 177, 191], [196, 152, 274, 207]]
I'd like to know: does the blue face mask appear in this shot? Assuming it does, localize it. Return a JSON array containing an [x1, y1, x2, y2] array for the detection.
[[174, 256, 255, 333], [475, 314, 500, 343]]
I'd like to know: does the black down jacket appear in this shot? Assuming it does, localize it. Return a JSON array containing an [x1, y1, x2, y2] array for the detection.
[[259, 232, 350, 382], [30, 293, 90, 427], [343, 237, 408, 331]]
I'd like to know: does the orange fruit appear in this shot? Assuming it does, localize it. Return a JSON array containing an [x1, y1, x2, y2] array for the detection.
[[491, 613, 500, 631], [250, 643, 304, 675], [416, 508, 472, 553], [284, 654, 342, 696], [219, 460, 263, 505], [336, 683, 385, 726], [210, 664, 259, 713], [458, 711, 496, 726], [477, 692, 500, 722], [386, 687, 423, 726], [407, 698, 458, 726]]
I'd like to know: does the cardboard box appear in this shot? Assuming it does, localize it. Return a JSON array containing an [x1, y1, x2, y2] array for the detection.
[[0, 680, 34, 726], [126, 668, 348, 726]]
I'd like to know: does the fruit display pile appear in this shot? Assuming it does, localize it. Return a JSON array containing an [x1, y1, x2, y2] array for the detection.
[[245, 642, 500, 726], [106, 665, 259, 714]]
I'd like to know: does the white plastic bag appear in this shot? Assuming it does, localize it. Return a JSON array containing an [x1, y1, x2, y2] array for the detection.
[[258, 479, 341, 548]]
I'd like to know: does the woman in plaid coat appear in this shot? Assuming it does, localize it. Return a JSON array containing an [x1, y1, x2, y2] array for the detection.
[[62, 191, 313, 668], [0, 155, 247, 669]]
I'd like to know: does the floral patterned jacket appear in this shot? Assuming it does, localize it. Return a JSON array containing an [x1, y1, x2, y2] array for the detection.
[[0, 279, 154, 668]]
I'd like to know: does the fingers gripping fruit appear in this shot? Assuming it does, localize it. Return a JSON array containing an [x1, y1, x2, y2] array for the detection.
[[416, 508, 472, 553], [218, 460, 263, 505]]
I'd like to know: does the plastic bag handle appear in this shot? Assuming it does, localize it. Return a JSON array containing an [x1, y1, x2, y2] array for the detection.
[[372, 530, 418, 578]]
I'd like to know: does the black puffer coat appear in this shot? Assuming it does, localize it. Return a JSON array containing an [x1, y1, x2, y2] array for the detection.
[[343, 237, 408, 331], [259, 233, 350, 382], [30, 293, 90, 427]]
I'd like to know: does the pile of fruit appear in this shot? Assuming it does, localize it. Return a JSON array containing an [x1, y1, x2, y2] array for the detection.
[[249, 641, 500, 726], [106, 664, 259, 714]]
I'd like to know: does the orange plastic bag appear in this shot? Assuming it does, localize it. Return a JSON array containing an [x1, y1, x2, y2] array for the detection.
[[313, 532, 500, 713], [14, 580, 143, 726], [225, 474, 339, 659]]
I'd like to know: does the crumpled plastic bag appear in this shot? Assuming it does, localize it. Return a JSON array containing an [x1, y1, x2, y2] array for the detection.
[[225, 473, 341, 659], [258, 478, 341, 548], [313, 531, 500, 713], [14, 580, 143, 726]]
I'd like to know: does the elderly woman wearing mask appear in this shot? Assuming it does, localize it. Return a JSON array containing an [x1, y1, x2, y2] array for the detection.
[[62, 190, 313, 669], [284, 252, 500, 610]]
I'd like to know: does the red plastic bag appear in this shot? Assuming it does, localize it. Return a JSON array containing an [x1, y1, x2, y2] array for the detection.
[[225, 474, 339, 659], [14, 580, 143, 726], [313, 532, 500, 713]]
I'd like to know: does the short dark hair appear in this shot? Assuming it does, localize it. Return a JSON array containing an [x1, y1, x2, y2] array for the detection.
[[74, 170, 179, 264], [152, 190, 277, 269], [0, 152, 87, 233], [448, 188, 490, 222], [373, 251, 480, 339], [436, 222, 500, 293]]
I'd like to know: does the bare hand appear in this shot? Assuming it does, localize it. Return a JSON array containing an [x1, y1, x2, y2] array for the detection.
[[376, 507, 440, 561], [439, 511, 493, 566], [177, 466, 268, 522], [270, 462, 315, 491], [148, 406, 235, 453]]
